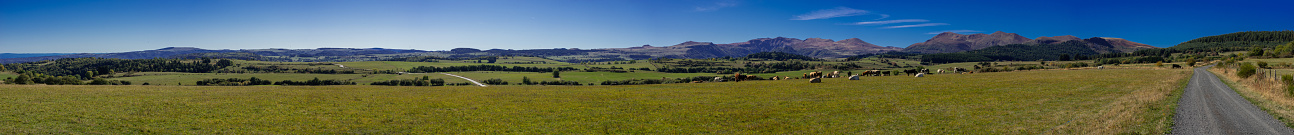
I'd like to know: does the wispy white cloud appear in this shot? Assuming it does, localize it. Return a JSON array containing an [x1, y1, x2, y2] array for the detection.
[[926, 30, 982, 34], [882, 23, 949, 29], [694, 1, 738, 12], [791, 7, 869, 20], [851, 19, 927, 25], [875, 14, 890, 20]]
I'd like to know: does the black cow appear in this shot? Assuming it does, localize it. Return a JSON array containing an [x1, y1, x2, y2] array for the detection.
[[1172, 64, 1182, 69], [904, 69, 919, 76]]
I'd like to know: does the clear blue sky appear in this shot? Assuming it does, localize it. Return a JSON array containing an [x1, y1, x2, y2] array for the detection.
[[2, 0, 1291, 53]]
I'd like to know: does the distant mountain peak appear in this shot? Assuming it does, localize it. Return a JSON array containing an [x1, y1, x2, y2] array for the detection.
[[935, 32, 964, 37], [805, 38, 833, 42], [904, 31, 1034, 53], [905, 31, 1158, 54], [837, 38, 867, 44], [159, 47, 203, 51]]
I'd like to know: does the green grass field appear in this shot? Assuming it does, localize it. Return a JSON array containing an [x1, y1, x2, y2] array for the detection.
[[1, 69, 1188, 134], [105, 72, 475, 85]]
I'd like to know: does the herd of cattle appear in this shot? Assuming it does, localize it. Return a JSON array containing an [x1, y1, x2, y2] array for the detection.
[[705, 65, 1128, 83], [713, 67, 978, 83]]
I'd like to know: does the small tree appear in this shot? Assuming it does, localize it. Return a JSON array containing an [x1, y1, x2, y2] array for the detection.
[[1249, 47, 1265, 57], [1282, 75, 1293, 97], [522, 76, 532, 85], [1156, 61, 1164, 67], [1186, 57, 1197, 67], [216, 59, 234, 67], [0, 64, 5, 71], [1258, 61, 1269, 69], [14, 74, 31, 84], [89, 78, 110, 85], [1238, 62, 1257, 78], [552, 69, 560, 78]]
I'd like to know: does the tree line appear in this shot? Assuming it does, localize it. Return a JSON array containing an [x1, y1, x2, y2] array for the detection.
[[370, 76, 446, 86], [406, 65, 576, 73], [3, 57, 233, 80]]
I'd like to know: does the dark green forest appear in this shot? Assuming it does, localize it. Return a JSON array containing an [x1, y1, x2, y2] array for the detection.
[[743, 52, 820, 61], [922, 40, 1099, 63]]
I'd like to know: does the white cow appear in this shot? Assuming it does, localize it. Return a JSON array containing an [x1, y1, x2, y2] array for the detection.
[[915, 73, 925, 77], [1097, 66, 1104, 70], [937, 69, 945, 74], [713, 77, 726, 82], [809, 78, 822, 83], [848, 75, 860, 80]]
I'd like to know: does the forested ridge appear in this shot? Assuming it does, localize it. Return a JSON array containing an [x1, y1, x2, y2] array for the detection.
[[922, 40, 1099, 63], [3, 57, 231, 79]]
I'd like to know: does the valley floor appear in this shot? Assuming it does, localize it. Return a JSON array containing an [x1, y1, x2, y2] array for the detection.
[[0, 69, 1188, 134]]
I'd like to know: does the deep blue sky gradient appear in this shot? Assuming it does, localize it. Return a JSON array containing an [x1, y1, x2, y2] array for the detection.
[[2, 0, 1291, 53]]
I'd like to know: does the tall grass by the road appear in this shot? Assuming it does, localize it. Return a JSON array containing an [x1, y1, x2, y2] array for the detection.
[[0, 69, 1186, 134], [1209, 66, 1294, 128], [1049, 69, 1190, 134]]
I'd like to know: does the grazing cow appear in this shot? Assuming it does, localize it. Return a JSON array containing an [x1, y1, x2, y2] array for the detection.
[[867, 70, 884, 76], [848, 75, 860, 80], [881, 71, 892, 76], [734, 73, 744, 82], [915, 73, 925, 77], [1172, 64, 1182, 69], [903, 69, 919, 76], [809, 78, 822, 83], [937, 69, 945, 74], [1097, 66, 1104, 70], [830, 71, 841, 78], [920, 69, 930, 74], [807, 71, 823, 78], [713, 77, 725, 82], [745, 75, 759, 81], [784, 76, 791, 80], [953, 67, 968, 74]]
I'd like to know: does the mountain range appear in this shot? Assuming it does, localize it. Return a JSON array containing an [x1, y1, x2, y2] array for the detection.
[[903, 31, 1158, 54], [0, 31, 1158, 64]]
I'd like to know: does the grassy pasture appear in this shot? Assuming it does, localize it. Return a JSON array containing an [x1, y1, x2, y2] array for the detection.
[[1, 69, 1187, 134], [0, 72, 16, 80], [105, 72, 474, 85]]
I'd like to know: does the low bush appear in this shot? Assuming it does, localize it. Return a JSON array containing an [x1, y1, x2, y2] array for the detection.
[[1238, 62, 1257, 78]]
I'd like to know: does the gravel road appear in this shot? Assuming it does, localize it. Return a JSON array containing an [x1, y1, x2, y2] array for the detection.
[[1172, 64, 1293, 134], [440, 73, 486, 87]]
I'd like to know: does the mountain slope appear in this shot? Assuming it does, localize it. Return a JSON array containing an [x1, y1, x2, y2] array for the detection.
[[904, 31, 1158, 54], [903, 31, 1032, 54], [602, 37, 902, 59]]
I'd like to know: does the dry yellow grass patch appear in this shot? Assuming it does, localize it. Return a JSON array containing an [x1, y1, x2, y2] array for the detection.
[[1049, 69, 1191, 134]]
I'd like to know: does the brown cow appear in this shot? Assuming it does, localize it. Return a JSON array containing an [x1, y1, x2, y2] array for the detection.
[[734, 72, 744, 82], [807, 71, 823, 78]]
